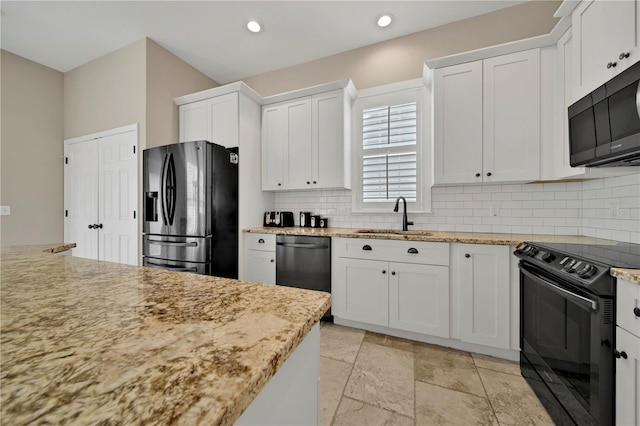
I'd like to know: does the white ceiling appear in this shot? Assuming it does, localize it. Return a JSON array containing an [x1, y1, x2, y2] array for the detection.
[[1, 1, 525, 84]]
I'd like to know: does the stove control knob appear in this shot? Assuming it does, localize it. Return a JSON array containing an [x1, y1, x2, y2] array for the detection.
[[563, 259, 578, 272], [577, 264, 597, 279], [527, 246, 539, 257], [541, 252, 556, 263]]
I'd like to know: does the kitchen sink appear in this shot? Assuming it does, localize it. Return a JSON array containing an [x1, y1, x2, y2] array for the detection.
[[353, 229, 433, 236]]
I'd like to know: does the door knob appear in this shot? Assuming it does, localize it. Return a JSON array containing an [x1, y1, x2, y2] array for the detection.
[[633, 307, 640, 317], [486, 172, 492, 177], [475, 173, 481, 177], [88, 224, 95, 229], [615, 350, 628, 359], [465, 253, 471, 258], [391, 271, 396, 276], [270, 259, 275, 263], [96, 223, 103, 229], [362, 245, 372, 251], [607, 61, 617, 69], [382, 270, 386, 274], [619, 52, 630, 60]]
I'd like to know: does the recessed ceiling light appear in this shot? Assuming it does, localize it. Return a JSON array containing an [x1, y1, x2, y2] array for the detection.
[[377, 14, 393, 28], [247, 21, 262, 33]]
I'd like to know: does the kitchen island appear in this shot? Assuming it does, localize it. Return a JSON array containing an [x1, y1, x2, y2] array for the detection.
[[0, 245, 330, 425]]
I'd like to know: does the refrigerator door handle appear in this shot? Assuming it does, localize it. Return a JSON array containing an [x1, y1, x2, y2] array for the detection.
[[160, 153, 177, 226], [147, 239, 198, 248], [160, 153, 169, 225], [145, 260, 198, 273]]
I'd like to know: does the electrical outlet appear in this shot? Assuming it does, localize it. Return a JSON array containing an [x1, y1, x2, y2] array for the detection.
[[0, 205, 10, 216]]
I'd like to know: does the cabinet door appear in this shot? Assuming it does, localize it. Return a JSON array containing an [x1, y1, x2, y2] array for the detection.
[[615, 326, 640, 426], [245, 250, 276, 285], [179, 101, 208, 142], [433, 61, 483, 184], [312, 90, 345, 189], [455, 244, 510, 349], [483, 49, 540, 183], [64, 140, 99, 260], [208, 92, 239, 148], [98, 131, 138, 266], [334, 258, 389, 326], [573, 0, 639, 98], [261, 104, 286, 190], [285, 98, 313, 189], [389, 263, 449, 337]]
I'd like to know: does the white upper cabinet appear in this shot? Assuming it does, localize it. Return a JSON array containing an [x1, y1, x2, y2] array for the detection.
[[572, 0, 640, 102], [285, 98, 313, 188], [483, 49, 541, 183], [261, 80, 355, 191], [179, 92, 239, 148], [433, 49, 541, 185], [433, 61, 483, 185]]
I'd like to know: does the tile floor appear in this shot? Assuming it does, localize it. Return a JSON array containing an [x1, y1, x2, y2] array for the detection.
[[319, 322, 554, 426]]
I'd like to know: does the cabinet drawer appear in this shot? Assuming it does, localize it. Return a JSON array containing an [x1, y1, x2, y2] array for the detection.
[[334, 237, 449, 266], [617, 278, 640, 339], [245, 233, 276, 251]]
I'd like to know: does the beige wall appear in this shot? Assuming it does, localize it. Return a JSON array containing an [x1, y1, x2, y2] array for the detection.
[[146, 39, 218, 149], [243, 0, 561, 95], [64, 39, 146, 144], [1, 50, 64, 246]]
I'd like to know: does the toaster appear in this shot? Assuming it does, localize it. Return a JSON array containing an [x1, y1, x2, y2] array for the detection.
[[263, 211, 295, 227]]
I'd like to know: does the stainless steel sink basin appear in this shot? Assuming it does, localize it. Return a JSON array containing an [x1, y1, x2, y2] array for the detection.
[[353, 229, 433, 236]]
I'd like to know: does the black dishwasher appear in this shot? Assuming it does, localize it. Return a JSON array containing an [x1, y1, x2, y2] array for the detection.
[[276, 235, 331, 318]]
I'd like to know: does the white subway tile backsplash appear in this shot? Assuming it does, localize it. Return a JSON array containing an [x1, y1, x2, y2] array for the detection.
[[274, 173, 640, 243]]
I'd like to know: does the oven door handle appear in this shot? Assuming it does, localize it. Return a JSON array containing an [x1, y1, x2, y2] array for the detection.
[[521, 267, 598, 311]]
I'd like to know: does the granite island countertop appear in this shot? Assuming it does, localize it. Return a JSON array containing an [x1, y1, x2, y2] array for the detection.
[[0, 244, 331, 425], [244, 227, 640, 284]]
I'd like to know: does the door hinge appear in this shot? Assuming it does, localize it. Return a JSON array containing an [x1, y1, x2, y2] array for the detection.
[[65, 209, 68, 217], [65, 157, 68, 164], [133, 210, 136, 219]]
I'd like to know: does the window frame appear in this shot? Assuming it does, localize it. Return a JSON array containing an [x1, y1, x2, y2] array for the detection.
[[351, 79, 432, 213]]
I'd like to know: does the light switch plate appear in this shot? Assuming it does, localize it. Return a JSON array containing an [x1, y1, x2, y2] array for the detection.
[[0, 205, 11, 216]]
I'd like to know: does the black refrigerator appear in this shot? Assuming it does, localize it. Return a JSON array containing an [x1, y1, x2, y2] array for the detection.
[[142, 140, 238, 277]]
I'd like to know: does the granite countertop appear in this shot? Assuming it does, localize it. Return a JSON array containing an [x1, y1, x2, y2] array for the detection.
[[244, 226, 615, 246], [0, 244, 331, 425], [244, 227, 640, 284], [610, 268, 640, 285]]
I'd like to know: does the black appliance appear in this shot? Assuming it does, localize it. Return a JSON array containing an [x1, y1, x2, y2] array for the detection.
[[568, 60, 640, 167], [515, 240, 640, 425], [300, 212, 312, 227], [276, 235, 332, 319], [263, 211, 294, 227], [142, 140, 238, 277]]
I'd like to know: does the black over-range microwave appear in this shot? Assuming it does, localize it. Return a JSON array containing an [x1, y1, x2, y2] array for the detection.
[[569, 60, 640, 167]]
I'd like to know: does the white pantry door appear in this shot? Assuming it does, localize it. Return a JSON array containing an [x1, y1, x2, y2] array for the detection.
[[64, 124, 138, 265], [98, 130, 138, 265], [64, 140, 99, 260]]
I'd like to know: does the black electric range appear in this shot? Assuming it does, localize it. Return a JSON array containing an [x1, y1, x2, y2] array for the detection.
[[515, 240, 640, 426]]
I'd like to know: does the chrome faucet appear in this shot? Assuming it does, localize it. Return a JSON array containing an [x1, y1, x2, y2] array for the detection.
[[393, 196, 414, 231]]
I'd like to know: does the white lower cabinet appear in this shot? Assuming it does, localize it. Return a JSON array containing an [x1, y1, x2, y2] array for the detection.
[[244, 233, 276, 285], [335, 258, 389, 327], [389, 262, 449, 337], [333, 238, 450, 337], [451, 243, 511, 350], [615, 278, 640, 425], [616, 326, 640, 426]]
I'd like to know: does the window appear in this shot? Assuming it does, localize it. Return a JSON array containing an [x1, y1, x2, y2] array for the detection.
[[352, 81, 431, 213]]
